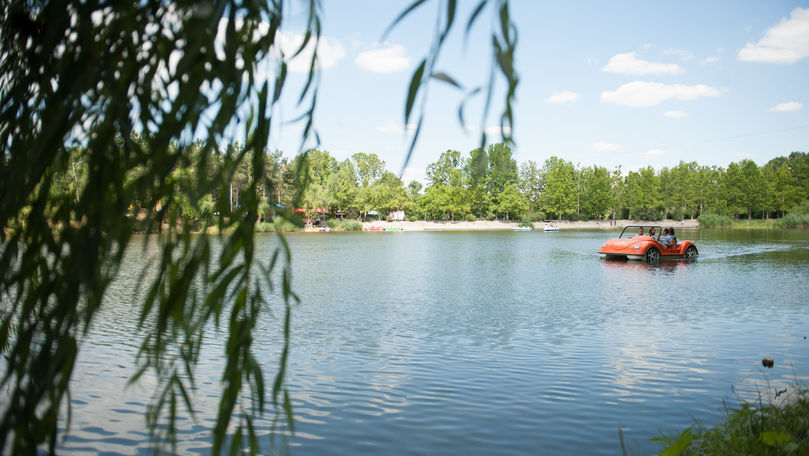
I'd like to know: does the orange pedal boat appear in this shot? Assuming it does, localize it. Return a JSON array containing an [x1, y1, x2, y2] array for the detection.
[[598, 225, 698, 262]]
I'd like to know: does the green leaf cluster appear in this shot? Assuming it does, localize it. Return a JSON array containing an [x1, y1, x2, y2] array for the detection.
[[653, 387, 809, 456]]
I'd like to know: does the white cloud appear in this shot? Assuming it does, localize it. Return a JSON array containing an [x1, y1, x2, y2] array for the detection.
[[664, 110, 688, 118], [593, 142, 621, 152], [355, 44, 410, 73], [663, 48, 695, 61], [738, 7, 809, 63], [215, 21, 346, 73], [376, 121, 416, 135], [768, 101, 803, 112], [545, 90, 581, 103], [462, 124, 512, 136], [601, 81, 721, 107], [401, 167, 428, 186], [484, 125, 512, 136], [275, 32, 346, 72], [602, 52, 685, 75], [646, 148, 666, 156]]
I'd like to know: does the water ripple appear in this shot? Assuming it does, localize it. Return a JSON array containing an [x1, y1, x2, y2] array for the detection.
[[54, 230, 809, 456]]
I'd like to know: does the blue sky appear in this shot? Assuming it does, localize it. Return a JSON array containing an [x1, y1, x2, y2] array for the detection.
[[268, 1, 809, 184]]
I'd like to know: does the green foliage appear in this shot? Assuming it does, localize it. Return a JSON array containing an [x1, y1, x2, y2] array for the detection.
[[0, 2, 316, 454], [778, 201, 809, 227], [540, 156, 577, 219], [655, 387, 809, 455], [698, 213, 735, 228], [496, 182, 527, 220], [255, 219, 298, 232], [393, 0, 518, 170], [326, 220, 363, 231], [525, 210, 546, 222]]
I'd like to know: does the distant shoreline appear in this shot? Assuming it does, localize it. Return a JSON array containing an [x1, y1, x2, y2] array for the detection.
[[360, 219, 700, 232]]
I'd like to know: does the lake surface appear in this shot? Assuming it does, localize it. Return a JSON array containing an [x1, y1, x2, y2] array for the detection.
[[57, 229, 809, 455]]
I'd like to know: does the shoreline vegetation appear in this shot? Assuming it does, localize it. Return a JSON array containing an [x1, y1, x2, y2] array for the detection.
[[357, 219, 700, 231], [135, 215, 809, 235], [655, 386, 809, 455]]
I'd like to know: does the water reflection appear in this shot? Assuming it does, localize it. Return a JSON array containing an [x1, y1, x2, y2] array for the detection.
[[55, 230, 809, 456]]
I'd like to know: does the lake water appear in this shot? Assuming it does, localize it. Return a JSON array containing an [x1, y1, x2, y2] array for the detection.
[[56, 229, 809, 455]]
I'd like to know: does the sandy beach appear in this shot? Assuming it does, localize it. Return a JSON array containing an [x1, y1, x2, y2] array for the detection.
[[361, 219, 700, 231]]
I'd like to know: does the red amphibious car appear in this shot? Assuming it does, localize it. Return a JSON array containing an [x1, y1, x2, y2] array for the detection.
[[598, 225, 698, 262]]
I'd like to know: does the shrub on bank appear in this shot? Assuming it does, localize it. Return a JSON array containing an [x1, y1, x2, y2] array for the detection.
[[525, 210, 546, 222], [654, 386, 809, 455], [698, 213, 734, 228], [255, 219, 298, 232], [778, 212, 809, 228], [777, 201, 809, 228], [326, 220, 363, 231]]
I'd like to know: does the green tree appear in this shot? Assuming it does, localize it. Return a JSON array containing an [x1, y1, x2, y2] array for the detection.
[[763, 161, 801, 217], [518, 160, 544, 212], [465, 147, 490, 217], [427, 150, 463, 187], [329, 159, 360, 216], [352, 152, 385, 188], [497, 182, 527, 220], [722, 162, 746, 218], [579, 165, 613, 219], [626, 166, 661, 219], [374, 172, 412, 215], [416, 184, 451, 220], [786, 151, 809, 199], [485, 143, 518, 201], [696, 165, 723, 216], [351, 152, 386, 218], [407, 180, 423, 199], [540, 157, 576, 219], [739, 159, 766, 220]]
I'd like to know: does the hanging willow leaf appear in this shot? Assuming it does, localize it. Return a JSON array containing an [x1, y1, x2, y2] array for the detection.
[[382, 0, 429, 41], [431, 72, 463, 89]]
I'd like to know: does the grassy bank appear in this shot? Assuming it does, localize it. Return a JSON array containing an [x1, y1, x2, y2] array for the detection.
[[698, 213, 809, 229], [653, 386, 809, 455]]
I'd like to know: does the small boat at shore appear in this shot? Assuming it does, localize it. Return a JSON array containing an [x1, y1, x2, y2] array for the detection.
[[511, 226, 532, 231], [543, 223, 559, 231]]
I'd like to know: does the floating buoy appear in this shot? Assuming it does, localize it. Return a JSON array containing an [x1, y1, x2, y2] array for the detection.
[[762, 357, 774, 368]]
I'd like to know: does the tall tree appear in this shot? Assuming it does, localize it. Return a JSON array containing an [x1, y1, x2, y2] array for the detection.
[[518, 160, 544, 213], [739, 159, 766, 220], [465, 147, 490, 217], [540, 157, 576, 219], [329, 159, 360, 216], [497, 182, 527, 220], [352, 152, 385, 188], [763, 161, 801, 217], [579, 165, 613, 220], [485, 142, 518, 199], [426, 150, 463, 187]]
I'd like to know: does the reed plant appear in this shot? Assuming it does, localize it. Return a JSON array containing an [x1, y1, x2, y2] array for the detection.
[[653, 386, 809, 455], [327, 220, 363, 231], [255, 219, 298, 232]]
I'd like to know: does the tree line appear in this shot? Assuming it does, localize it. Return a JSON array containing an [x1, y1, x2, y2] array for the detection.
[[53, 136, 809, 224]]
